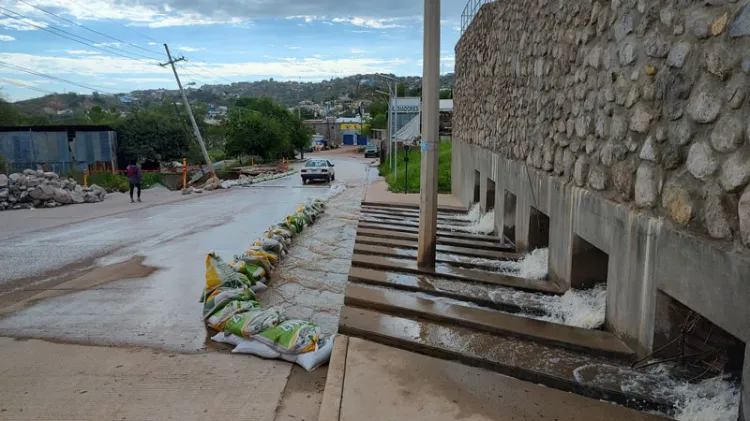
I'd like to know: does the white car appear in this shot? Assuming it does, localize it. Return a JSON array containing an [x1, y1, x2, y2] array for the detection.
[[301, 159, 336, 184]]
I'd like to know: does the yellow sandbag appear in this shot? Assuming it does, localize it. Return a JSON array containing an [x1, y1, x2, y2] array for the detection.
[[245, 248, 278, 264]]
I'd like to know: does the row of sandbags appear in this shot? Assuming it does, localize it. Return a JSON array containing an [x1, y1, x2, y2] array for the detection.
[[200, 197, 334, 371]]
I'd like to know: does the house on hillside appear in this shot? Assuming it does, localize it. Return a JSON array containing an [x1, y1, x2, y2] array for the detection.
[[0, 125, 118, 173]]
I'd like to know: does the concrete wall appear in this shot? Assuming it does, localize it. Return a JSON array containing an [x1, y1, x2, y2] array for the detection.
[[454, 1, 750, 413], [455, 0, 750, 250]]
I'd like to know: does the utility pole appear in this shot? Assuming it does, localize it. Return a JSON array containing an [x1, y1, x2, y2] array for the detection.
[[393, 83, 398, 181], [417, 0, 440, 268], [160, 44, 216, 181]]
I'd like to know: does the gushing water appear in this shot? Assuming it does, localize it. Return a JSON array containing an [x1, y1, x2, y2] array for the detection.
[[449, 202, 482, 223], [575, 364, 740, 421], [443, 209, 496, 234]]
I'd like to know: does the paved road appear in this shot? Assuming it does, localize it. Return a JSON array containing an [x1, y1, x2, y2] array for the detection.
[[0, 154, 370, 350]]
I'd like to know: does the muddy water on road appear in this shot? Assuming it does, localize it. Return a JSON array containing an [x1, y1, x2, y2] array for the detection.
[[0, 156, 369, 352]]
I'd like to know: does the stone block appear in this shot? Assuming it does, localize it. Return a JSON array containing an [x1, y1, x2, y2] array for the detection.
[[662, 175, 695, 226], [729, 3, 750, 37], [740, 187, 750, 246], [686, 76, 722, 123], [710, 113, 745, 153], [686, 142, 719, 181], [635, 163, 660, 208], [704, 184, 733, 240], [720, 150, 750, 192]]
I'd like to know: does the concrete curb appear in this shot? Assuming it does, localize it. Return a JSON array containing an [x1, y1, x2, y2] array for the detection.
[[317, 335, 349, 421]]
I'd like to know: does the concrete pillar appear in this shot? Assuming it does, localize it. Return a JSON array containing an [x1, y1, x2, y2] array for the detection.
[[417, 0, 440, 268]]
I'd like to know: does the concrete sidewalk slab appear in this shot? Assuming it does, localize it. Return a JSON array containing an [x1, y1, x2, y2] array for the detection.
[[344, 284, 635, 359], [336, 337, 670, 421], [357, 228, 510, 250], [317, 336, 349, 421], [357, 221, 508, 243], [363, 179, 464, 210], [347, 267, 547, 315], [355, 235, 515, 259], [351, 254, 563, 294], [338, 307, 671, 413], [352, 244, 520, 270], [0, 337, 292, 421]]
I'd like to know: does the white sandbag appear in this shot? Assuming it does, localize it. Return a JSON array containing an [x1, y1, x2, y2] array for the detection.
[[232, 338, 281, 359], [285, 335, 335, 371], [250, 281, 268, 294], [211, 332, 244, 346]]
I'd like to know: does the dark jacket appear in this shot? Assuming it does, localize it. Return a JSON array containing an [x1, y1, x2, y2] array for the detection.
[[126, 165, 142, 184]]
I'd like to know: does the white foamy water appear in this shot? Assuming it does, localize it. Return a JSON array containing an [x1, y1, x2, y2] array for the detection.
[[449, 202, 482, 223], [575, 363, 740, 421], [443, 209, 496, 234]]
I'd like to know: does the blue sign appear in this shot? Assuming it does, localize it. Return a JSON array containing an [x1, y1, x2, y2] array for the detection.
[[421, 141, 431, 152]]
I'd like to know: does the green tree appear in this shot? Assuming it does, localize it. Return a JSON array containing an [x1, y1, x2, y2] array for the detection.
[[440, 89, 453, 99], [115, 112, 191, 166], [88, 106, 114, 124], [290, 117, 313, 159], [225, 109, 286, 160], [397, 83, 405, 97]]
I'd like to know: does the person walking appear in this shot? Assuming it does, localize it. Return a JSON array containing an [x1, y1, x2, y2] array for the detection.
[[126, 161, 142, 203]]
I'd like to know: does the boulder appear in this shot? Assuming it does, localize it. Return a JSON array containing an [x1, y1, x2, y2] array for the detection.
[[9, 173, 21, 184], [90, 184, 107, 200], [53, 188, 73, 204], [22, 169, 35, 176], [84, 192, 100, 203], [29, 184, 55, 201], [0, 188, 7, 200], [70, 190, 85, 204], [44, 172, 59, 180], [0, 174, 7, 188]]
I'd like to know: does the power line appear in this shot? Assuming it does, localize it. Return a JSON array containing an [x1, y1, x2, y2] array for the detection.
[[14, 0, 165, 60], [62, 0, 162, 44], [0, 78, 54, 95], [181, 59, 234, 85], [0, 7, 162, 64], [0, 61, 118, 93]]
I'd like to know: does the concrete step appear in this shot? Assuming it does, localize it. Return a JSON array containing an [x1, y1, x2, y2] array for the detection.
[[360, 209, 471, 224], [361, 205, 466, 217], [357, 221, 499, 242], [344, 284, 635, 359], [347, 266, 549, 316], [355, 235, 516, 260], [338, 306, 672, 414], [357, 228, 511, 251], [351, 254, 564, 294], [360, 201, 466, 213], [352, 243, 520, 271]]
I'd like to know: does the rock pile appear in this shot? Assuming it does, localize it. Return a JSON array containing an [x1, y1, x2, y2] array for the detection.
[[0, 170, 107, 211], [201, 170, 297, 191]]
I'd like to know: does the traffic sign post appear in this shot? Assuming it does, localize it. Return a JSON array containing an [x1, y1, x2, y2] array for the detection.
[[403, 144, 411, 194]]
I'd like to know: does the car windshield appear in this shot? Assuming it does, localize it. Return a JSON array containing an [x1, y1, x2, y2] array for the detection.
[[366, 146, 377, 150], [306, 160, 327, 168]]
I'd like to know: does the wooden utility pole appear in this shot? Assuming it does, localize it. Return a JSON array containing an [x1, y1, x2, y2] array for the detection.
[[160, 44, 216, 181], [417, 0, 440, 268]]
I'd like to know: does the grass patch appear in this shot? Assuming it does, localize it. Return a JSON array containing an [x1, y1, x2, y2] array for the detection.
[[379, 141, 451, 193]]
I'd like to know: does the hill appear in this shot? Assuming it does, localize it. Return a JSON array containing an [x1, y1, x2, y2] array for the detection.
[[6, 73, 455, 118]]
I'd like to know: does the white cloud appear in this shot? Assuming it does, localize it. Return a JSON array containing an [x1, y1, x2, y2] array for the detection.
[[93, 42, 123, 47], [177, 46, 205, 52], [351, 48, 366, 54], [0, 34, 15, 41], [332, 17, 405, 29], [148, 42, 159, 46], [0, 17, 48, 31], [65, 49, 101, 55], [132, 13, 245, 28], [285, 45, 300, 50]]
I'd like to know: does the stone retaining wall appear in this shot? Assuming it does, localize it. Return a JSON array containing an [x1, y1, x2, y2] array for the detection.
[[455, 0, 750, 250]]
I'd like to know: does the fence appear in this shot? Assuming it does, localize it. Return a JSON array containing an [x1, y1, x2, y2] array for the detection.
[[460, 0, 494, 33]]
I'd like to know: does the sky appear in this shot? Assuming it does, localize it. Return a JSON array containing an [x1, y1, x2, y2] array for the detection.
[[0, 0, 465, 102]]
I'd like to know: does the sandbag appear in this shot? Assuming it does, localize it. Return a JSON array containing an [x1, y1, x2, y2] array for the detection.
[[203, 251, 252, 300], [232, 338, 281, 359], [202, 287, 257, 320], [282, 335, 335, 371], [235, 252, 272, 275], [211, 332, 244, 346], [255, 238, 284, 255], [231, 261, 266, 281], [224, 308, 284, 338], [253, 319, 320, 355], [206, 298, 262, 331], [245, 247, 279, 265]]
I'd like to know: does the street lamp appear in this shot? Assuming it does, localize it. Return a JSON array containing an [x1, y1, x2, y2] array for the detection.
[[374, 74, 399, 180]]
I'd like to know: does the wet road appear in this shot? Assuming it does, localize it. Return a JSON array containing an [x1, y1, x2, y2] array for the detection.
[[0, 154, 372, 351]]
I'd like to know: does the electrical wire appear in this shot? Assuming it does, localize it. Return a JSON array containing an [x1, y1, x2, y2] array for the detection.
[[0, 61, 117, 93], [0, 7, 161, 64], [62, 0, 162, 44], [13, 0, 165, 59], [0, 77, 54, 95]]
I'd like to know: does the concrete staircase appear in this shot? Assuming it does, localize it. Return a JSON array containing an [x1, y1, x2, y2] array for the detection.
[[337, 202, 680, 417]]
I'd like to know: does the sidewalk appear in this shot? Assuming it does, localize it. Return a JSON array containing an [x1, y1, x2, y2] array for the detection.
[[319, 336, 670, 421], [363, 179, 465, 210]]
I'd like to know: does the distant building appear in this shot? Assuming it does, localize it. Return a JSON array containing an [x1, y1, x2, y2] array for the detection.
[[0, 125, 118, 173], [303, 118, 339, 146]]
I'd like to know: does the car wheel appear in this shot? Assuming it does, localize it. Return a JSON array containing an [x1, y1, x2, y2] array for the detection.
[[332, 174, 335, 181], [327, 175, 331, 183], [302, 177, 307, 185]]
